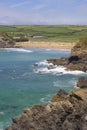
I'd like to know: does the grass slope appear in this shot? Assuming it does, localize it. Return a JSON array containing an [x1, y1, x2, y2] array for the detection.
[[0, 25, 87, 42]]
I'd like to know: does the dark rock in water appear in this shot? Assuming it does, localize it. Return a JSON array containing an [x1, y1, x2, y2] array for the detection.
[[67, 54, 87, 72], [77, 77, 87, 89], [6, 77, 87, 130], [47, 40, 87, 72], [32, 63, 38, 67], [68, 55, 79, 63], [47, 57, 68, 66], [48, 54, 87, 72]]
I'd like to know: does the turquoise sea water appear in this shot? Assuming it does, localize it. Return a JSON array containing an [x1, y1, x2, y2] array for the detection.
[[0, 48, 86, 129]]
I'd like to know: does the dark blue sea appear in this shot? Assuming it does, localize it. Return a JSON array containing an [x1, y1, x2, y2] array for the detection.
[[0, 48, 86, 129]]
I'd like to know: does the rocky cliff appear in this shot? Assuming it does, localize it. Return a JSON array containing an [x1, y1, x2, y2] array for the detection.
[[6, 39, 87, 130], [6, 77, 87, 130], [48, 38, 87, 72], [71, 38, 87, 55]]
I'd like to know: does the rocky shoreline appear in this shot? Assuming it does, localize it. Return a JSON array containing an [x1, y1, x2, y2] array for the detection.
[[6, 39, 87, 130], [6, 77, 87, 130], [48, 39, 87, 72]]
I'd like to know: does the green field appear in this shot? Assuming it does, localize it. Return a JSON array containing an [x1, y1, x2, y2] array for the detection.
[[0, 25, 87, 42]]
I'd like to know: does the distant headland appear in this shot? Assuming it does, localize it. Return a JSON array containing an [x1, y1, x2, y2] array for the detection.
[[0, 25, 87, 49]]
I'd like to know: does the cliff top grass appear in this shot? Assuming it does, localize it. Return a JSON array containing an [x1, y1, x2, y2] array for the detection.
[[0, 25, 87, 42]]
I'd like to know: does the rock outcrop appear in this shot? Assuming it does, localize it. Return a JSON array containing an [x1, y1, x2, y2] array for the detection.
[[6, 77, 87, 130], [71, 38, 87, 55], [48, 39, 87, 72], [77, 77, 87, 89]]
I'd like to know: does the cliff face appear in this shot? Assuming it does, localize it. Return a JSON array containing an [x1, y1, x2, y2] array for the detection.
[[6, 77, 87, 130], [71, 38, 87, 55], [48, 39, 87, 72]]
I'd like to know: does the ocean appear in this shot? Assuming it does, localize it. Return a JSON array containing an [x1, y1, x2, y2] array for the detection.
[[0, 48, 86, 129]]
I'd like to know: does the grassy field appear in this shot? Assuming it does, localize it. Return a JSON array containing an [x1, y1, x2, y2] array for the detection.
[[0, 25, 87, 42]]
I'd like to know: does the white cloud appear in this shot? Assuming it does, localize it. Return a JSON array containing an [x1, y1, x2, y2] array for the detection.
[[10, 1, 31, 8]]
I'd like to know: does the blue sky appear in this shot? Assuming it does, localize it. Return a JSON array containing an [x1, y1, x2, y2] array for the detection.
[[0, 0, 87, 25]]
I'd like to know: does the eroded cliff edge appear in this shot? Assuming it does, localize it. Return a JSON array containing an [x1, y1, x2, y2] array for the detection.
[[48, 38, 87, 72], [6, 77, 87, 130]]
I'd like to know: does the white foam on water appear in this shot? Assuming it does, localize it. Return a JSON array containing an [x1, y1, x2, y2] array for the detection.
[[3, 48, 33, 53], [34, 67, 49, 74], [0, 112, 4, 115], [36, 60, 53, 66], [34, 65, 86, 75]]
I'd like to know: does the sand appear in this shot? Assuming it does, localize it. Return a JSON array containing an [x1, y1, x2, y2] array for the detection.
[[15, 41, 75, 49]]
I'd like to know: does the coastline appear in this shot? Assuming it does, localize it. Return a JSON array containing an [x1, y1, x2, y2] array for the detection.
[[6, 77, 87, 130], [15, 41, 75, 49]]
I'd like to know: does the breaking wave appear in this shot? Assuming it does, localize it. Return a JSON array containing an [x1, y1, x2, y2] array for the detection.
[[35, 60, 53, 66], [34, 60, 86, 75], [2, 48, 33, 53]]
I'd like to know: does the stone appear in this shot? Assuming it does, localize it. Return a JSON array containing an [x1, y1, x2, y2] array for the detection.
[[52, 89, 68, 102], [6, 77, 87, 130], [77, 77, 87, 89], [47, 39, 87, 72]]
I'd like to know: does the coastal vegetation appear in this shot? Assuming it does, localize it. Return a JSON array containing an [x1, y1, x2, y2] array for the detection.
[[0, 25, 87, 42]]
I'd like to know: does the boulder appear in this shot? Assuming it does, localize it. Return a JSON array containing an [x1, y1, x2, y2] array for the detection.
[[77, 77, 87, 89]]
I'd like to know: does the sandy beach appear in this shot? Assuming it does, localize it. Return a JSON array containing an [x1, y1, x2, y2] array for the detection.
[[15, 41, 75, 49]]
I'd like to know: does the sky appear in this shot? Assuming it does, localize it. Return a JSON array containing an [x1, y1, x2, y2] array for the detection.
[[0, 0, 87, 25]]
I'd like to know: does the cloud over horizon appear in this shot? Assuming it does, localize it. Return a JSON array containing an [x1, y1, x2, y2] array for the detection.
[[0, 0, 87, 25]]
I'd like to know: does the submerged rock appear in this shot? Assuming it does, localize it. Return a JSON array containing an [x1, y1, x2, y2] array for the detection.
[[6, 77, 87, 130]]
